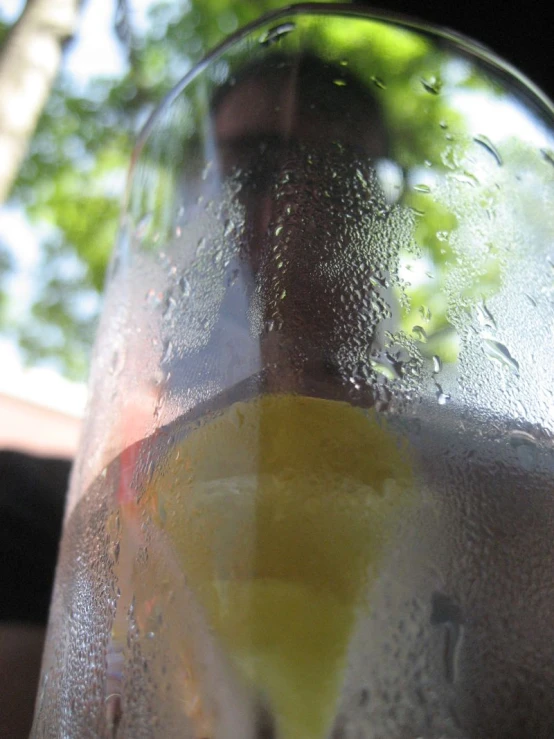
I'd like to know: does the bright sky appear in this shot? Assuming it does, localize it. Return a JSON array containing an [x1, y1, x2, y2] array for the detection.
[[0, 0, 158, 416]]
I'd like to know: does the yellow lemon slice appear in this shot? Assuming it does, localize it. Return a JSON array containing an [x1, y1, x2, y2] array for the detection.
[[143, 394, 413, 738]]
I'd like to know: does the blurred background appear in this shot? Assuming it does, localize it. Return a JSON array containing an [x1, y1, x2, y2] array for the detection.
[[0, 0, 551, 735]]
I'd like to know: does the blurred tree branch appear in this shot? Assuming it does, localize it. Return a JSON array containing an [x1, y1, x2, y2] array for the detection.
[[0, 0, 83, 204]]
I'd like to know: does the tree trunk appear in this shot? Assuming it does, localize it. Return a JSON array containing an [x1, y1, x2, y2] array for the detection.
[[0, 0, 81, 205]]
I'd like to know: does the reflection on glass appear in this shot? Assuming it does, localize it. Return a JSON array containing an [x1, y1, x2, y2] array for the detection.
[[33, 5, 554, 739]]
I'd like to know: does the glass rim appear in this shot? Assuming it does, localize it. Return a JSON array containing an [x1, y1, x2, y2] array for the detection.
[[134, 2, 554, 160]]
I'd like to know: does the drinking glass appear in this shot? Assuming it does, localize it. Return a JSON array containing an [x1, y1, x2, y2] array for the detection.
[[32, 4, 554, 738]]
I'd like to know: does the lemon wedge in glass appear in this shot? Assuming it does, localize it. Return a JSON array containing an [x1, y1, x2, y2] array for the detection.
[[143, 394, 413, 738]]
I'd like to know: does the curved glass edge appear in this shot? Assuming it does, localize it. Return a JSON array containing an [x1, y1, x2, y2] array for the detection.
[[132, 1, 554, 162]]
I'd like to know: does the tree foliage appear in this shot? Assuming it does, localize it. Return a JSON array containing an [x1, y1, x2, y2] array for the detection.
[[0, 0, 530, 380]]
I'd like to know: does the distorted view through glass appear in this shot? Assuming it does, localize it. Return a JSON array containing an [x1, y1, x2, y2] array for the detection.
[[28, 5, 554, 739]]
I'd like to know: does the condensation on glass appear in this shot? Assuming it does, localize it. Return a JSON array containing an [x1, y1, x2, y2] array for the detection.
[[32, 5, 554, 739]]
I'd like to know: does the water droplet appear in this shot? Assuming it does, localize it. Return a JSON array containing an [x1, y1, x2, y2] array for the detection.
[[482, 338, 519, 375], [223, 219, 233, 237], [436, 230, 450, 242], [413, 183, 431, 193], [259, 21, 295, 46], [333, 78, 347, 87], [509, 428, 537, 446], [105, 693, 122, 737], [435, 383, 450, 405], [162, 296, 177, 320], [370, 353, 403, 381], [474, 134, 503, 166], [419, 305, 432, 322], [196, 236, 206, 255], [526, 293, 537, 307], [476, 300, 496, 329], [432, 355, 442, 374], [228, 268, 239, 287], [202, 161, 212, 180], [178, 276, 191, 297], [371, 75, 386, 89], [508, 429, 538, 470], [274, 225, 283, 236], [430, 592, 464, 684], [369, 273, 389, 289], [279, 288, 287, 300], [175, 225, 182, 238], [134, 213, 152, 241], [421, 75, 443, 94], [540, 148, 554, 167], [412, 325, 428, 343], [161, 340, 173, 365]]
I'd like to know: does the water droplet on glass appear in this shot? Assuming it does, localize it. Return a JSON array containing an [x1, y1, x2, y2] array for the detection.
[[508, 429, 538, 470], [279, 289, 287, 300], [333, 78, 347, 87], [540, 148, 554, 167], [430, 592, 464, 684], [474, 134, 503, 166], [476, 300, 496, 329], [421, 75, 443, 94], [526, 293, 537, 307], [432, 355, 442, 374], [223, 219, 233, 237], [412, 325, 428, 343], [419, 305, 432, 322], [435, 383, 450, 405], [414, 183, 431, 193], [274, 225, 283, 236], [178, 276, 191, 297], [175, 225, 182, 238], [259, 21, 295, 46], [509, 428, 537, 446], [436, 230, 449, 242], [161, 340, 173, 365], [369, 273, 389, 289], [162, 296, 177, 320], [370, 353, 403, 381], [196, 236, 206, 255], [228, 268, 240, 287], [482, 338, 519, 375], [371, 75, 386, 89], [134, 213, 152, 241]]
